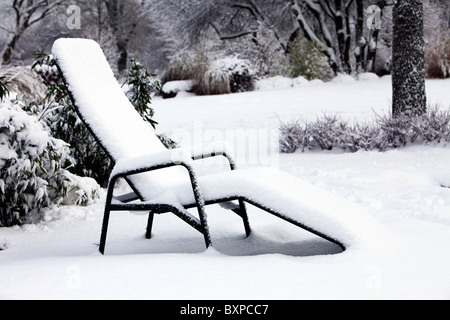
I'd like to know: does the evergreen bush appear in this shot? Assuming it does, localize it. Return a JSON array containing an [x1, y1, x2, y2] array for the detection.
[[286, 39, 331, 81], [123, 59, 178, 148], [0, 96, 100, 227], [125, 59, 161, 129]]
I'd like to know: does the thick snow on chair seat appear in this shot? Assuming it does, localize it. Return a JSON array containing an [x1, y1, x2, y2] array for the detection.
[[146, 166, 393, 250]]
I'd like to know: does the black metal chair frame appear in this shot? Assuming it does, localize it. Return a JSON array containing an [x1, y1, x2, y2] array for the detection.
[[54, 56, 346, 255], [101, 150, 252, 255], [55, 62, 252, 254]]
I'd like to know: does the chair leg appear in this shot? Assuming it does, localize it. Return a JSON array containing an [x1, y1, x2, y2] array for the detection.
[[146, 212, 155, 239], [238, 199, 251, 237], [198, 206, 212, 248], [99, 207, 111, 255]]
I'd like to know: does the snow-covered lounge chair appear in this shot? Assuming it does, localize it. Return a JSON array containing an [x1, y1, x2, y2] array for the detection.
[[52, 38, 390, 254]]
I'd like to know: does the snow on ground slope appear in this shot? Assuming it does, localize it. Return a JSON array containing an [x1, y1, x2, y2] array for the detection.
[[0, 77, 449, 300]]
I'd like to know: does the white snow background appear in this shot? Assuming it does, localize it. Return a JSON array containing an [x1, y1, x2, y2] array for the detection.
[[1, 75, 449, 300]]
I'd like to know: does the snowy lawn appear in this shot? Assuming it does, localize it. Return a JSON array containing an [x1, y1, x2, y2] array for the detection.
[[1, 76, 450, 300]]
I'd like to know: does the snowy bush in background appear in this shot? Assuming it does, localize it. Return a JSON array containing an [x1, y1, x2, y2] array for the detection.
[[0, 96, 100, 227], [197, 67, 231, 95], [214, 56, 256, 93], [285, 39, 332, 81], [162, 48, 257, 96], [161, 80, 194, 99], [161, 47, 210, 85], [279, 106, 450, 153]]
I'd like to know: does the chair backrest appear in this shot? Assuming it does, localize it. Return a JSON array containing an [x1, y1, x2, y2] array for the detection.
[[52, 38, 188, 201], [52, 38, 166, 161]]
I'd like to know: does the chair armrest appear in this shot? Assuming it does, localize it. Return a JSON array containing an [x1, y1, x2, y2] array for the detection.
[[190, 141, 236, 170], [110, 148, 194, 179], [106, 148, 205, 210]]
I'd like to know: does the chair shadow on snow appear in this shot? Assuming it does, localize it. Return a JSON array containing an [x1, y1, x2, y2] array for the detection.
[[100, 205, 344, 257]]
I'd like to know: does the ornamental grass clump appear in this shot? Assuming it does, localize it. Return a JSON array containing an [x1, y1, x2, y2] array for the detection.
[[279, 106, 450, 153]]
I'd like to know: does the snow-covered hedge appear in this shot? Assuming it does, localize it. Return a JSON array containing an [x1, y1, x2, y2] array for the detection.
[[0, 96, 100, 227], [279, 106, 450, 153]]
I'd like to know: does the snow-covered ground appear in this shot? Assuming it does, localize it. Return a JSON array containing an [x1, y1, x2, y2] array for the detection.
[[1, 76, 450, 300]]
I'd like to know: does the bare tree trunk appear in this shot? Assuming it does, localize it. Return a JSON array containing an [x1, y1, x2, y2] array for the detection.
[[392, 0, 426, 116], [333, 0, 352, 74], [106, 0, 138, 75], [366, 29, 380, 72], [106, 0, 126, 73], [2, 34, 20, 65], [354, 0, 366, 73]]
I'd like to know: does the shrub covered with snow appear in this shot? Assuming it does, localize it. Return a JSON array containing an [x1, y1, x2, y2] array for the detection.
[[161, 80, 194, 99], [162, 49, 256, 96], [0, 97, 100, 227], [162, 48, 228, 95], [214, 56, 256, 93], [279, 106, 450, 153]]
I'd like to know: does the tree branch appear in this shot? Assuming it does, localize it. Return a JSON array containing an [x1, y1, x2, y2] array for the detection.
[[210, 21, 257, 40]]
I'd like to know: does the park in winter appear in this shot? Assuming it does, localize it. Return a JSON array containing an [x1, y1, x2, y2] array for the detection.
[[0, 0, 449, 301]]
